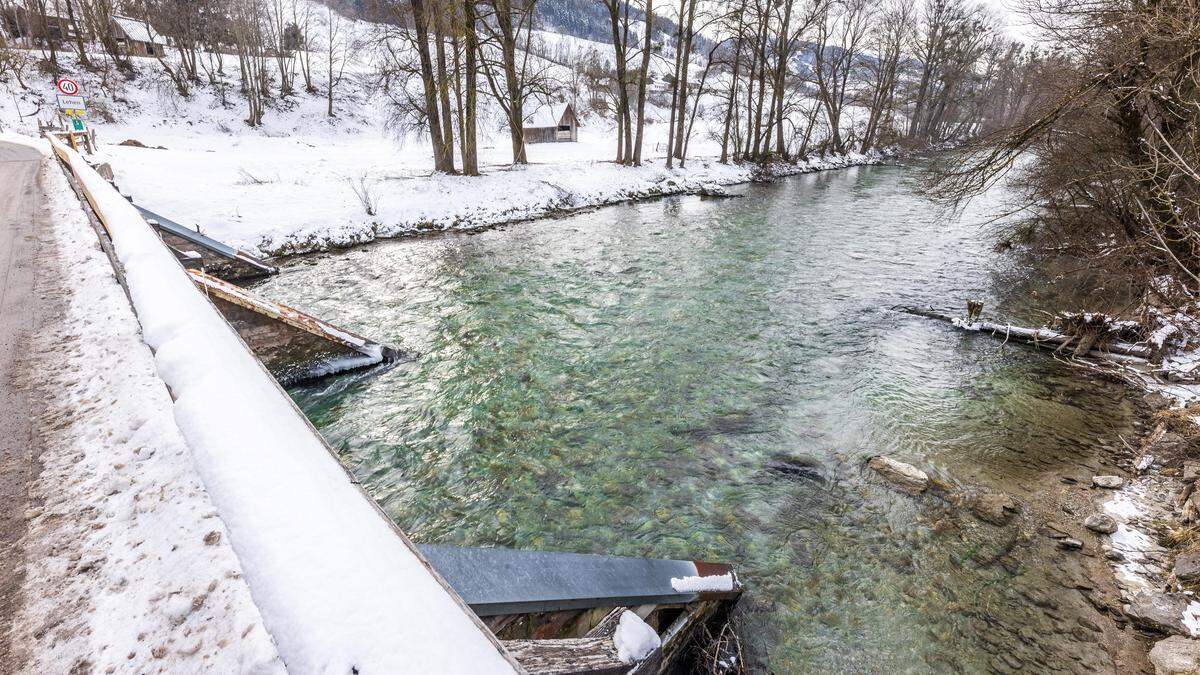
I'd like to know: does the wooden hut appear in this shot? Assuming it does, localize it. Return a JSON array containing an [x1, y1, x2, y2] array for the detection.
[[1, 7, 79, 44], [521, 104, 580, 144], [110, 15, 167, 58]]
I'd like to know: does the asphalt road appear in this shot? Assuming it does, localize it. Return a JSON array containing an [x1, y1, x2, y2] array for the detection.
[[0, 140, 46, 671]]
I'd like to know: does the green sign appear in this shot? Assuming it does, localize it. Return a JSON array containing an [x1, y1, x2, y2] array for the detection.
[[71, 118, 85, 132]]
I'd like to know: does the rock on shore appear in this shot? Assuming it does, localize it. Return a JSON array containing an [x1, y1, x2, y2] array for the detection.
[[1085, 513, 1118, 534], [1150, 636, 1200, 674], [1126, 592, 1192, 635], [968, 490, 1021, 525]]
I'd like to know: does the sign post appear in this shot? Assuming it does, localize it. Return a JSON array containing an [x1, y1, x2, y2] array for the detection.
[[53, 79, 90, 151], [56, 78, 80, 96]]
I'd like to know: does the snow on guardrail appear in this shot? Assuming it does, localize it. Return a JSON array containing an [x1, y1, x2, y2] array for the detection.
[[45, 135, 520, 674]]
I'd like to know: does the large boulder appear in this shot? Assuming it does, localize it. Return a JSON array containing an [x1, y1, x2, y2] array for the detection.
[[1084, 513, 1118, 534], [1126, 592, 1191, 635], [1176, 553, 1200, 583], [867, 456, 929, 495], [1149, 636, 1200, 675], [969, 491, 1021, 526]]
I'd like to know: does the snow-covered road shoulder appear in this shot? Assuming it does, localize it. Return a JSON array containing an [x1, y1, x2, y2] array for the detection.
[[9, 155, 284, 673]]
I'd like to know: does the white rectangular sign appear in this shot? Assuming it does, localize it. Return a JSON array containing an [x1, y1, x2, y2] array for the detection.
[[56, 95, 86, 110]]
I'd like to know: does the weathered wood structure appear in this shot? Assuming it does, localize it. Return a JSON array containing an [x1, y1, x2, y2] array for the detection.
[[523, 104, 581, 144], [190, 271, 403, 384], [1, 7, 79, 44], [110, 14, 167, 58], [135, 204, 277, 281]]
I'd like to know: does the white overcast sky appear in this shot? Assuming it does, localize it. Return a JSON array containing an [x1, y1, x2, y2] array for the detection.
[[979, 0, 1039, 41]]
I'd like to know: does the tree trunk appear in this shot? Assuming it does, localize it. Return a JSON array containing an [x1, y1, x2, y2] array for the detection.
[[409, 0, 453, 172], [631, 0, 652, 166], [496, 0, 527, 164], [671, 0, 697, 159], [462, 0, 480, 175], [434, 24, 457, 172]]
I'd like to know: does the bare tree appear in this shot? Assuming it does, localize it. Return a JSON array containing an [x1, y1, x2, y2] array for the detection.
[[476, 0, 548, 164], [230, 0, 270, 126], [810, 0, 872, 153], [323, 5, 352, 117]]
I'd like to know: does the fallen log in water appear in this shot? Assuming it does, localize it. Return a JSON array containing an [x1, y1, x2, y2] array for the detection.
[[898, 305, 1154, 361]]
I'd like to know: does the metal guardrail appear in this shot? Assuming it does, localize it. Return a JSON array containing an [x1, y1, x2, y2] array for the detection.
[[133, 204, 278, 278], [418, 545, 739, 617]]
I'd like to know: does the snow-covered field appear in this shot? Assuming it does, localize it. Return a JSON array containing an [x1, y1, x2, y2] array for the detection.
[[0, 2, 879, 258]]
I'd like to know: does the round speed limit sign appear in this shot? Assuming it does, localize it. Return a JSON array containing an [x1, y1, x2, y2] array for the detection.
[[56, 78, 80, 96]]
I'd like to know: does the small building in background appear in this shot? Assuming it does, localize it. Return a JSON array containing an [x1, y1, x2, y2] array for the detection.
[[522, 104, 580, 144], [110, 15, 168, 58], [1, 7, 79, 45]]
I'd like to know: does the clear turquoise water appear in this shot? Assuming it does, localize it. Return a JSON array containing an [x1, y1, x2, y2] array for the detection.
[[258, 163, 1136, 672]]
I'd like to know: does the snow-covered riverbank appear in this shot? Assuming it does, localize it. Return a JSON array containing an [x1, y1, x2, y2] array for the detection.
[[106, 137, 885, 257]]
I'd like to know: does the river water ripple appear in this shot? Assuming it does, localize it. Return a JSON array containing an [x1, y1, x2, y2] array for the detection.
[[258, 163, 1138, 672]]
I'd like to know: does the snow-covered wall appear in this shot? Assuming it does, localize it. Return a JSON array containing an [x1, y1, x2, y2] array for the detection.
[[46, 134, 519, 674]]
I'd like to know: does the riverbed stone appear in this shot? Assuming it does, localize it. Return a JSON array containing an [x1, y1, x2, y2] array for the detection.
[[1084, 513, 1118, 534], [1093, 475, 1125, 489], [767, 452, 825, 482], [867, 456, 929, 495], [1149, 636, 1200, 674], [1058, 538, 1083, 551], [969, 491, 1021, 526], [1150, 432, 1191, 457], [1144, 392, 1173, 411], [1126, 591, 1191, 635], [1175, 553, 1200, 583], [1185, 463, 1200, 484]]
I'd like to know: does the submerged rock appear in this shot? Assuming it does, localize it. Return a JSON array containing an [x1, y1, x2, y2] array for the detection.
[[1150, 636, 1200, 675], [968, 491, 1021, 526], [1126, 592, 1191, 635], [1084, 513, 1118, 534], [1093, 475, 1125, 489], [866, 456, 929, 495], [1175, 553, 1200, 583], [766, 453, 825, 483]]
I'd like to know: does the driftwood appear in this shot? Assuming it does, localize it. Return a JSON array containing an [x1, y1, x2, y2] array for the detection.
[[898, 305, 1154, 361]]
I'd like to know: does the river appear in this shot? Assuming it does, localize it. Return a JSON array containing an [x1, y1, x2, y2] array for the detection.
[[256, 162, 1140, 672]]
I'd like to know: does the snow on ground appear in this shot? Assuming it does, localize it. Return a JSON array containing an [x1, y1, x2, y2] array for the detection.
[[613, 611, 661, 664], [51, 138, 517, 673], [103, 131, 879, 256], [9, 155, 283, 673], [0, 0, 881, 259], [1102, 481, 1175, 598]]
